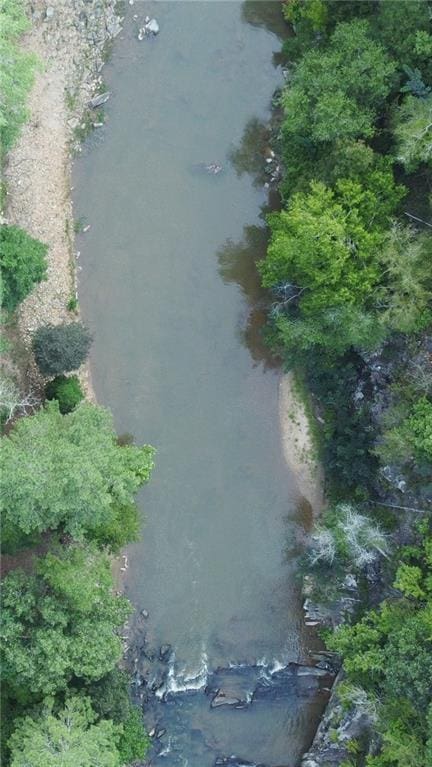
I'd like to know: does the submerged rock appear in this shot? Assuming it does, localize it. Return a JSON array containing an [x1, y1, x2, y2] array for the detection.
[[159, 644, 172, 662], [215, 758, 267, 767], [211, 690, 249, 709]]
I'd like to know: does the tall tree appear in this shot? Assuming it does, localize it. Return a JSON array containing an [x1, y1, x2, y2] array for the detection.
[[0, 402, 155, 539], [8, 697, 121, 767], [282, 20, 396, 144], [1, 545, 131, 697]]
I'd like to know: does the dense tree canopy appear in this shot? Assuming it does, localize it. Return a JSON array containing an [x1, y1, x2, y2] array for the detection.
[[393, 94, 432, 171], [1, 545, 130, 697], [0, 402, 155, 539], [282, 20, 396, 144], [8, 696, 121, 767]]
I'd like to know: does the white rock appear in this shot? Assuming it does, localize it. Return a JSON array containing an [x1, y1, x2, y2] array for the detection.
[[145, 18, 159, 34]]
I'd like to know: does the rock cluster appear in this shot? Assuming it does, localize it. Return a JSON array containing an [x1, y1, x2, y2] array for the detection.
[[301, 673, 376, 767]]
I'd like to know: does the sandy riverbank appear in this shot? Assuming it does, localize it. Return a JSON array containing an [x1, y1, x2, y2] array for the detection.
[[279, 372, 324, 517], [3, 0, 122, 398]]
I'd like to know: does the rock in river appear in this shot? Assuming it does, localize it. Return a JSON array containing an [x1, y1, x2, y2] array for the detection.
[[145, 18, 160, 34], [211, 690, 250, 709], [159, 644, 172, 662], [88, 92, 111, 109]]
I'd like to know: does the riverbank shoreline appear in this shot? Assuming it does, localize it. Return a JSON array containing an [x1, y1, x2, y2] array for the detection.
[[2, 0, 122, 399], [279, 372, 324, 518]]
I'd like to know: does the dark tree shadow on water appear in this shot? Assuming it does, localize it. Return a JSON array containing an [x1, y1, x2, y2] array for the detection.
[[242, 0, 286, 39], [217, 224, 280, 370], [228, 117, 271, 188]]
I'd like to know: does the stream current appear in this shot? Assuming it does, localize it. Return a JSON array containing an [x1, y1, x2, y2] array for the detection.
[[74, 3, 327, 765]]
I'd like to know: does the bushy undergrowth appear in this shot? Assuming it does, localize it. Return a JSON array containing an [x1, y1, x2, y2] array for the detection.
[[45, 374, 84, 414]]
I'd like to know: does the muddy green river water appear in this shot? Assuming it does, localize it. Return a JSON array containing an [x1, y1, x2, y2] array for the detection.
[[74, 3, 327, 764]]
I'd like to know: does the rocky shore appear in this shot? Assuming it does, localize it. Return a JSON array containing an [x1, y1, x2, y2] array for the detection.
[[3, 0, 122, 396]]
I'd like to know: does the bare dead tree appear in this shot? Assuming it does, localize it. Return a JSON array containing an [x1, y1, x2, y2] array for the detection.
[[0, 376, 40, 423]]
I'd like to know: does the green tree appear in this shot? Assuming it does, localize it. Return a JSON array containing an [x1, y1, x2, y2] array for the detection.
[[261, 182, 381, 309], [32, 322, 92, 376], [260, 180, 399, 354], [1, 545, 131, 697], [379, 397, 432, 465], [0, 0, 38, 154], [0, 401, 155, 539], [8, 696, 121, 767], [45, 375, 84, 414], [117, 707, 150, 765], [0, 226, 47, 312], [377, 225, 432, 334], [372, 0, 432, 82], [393, 94, 432, 170], [282, 20, 396, 144], [86, 670, 150, 763]]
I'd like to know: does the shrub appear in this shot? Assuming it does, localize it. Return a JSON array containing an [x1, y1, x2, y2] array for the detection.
[[117, 706, 150, 765], [32, 322, 92, 376], [0, 226, 47, 312], [45, 375, 84, 414]]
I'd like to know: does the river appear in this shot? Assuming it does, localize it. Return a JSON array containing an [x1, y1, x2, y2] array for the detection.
[[74, 2, 327, 765]]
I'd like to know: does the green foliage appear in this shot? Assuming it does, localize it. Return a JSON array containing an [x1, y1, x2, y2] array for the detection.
[[45, 374, 84, 414], [67, 295, 79, 312], [0, 0, 38, 154], [32, 322, 92, 376], [302, 353, 378, 495], [394, 563, 425, 600], [86, 501, 140, 553], [0, 226, 47, 312], [379, 397, 432, 465], [282, 20, 396, 144], [327, 530, 432, 765], [117, 706, 150, 765], [85, 669, 132, 724], [366, 701, 430, 767], [407, 398, 432, 461], [377, 225, 432, 334], [8, 696, 121, 767], [393, 94, 432, 171], [261, 175, 403, 355], [1, 545, 131, 698], [275, 6, 432, 766], [261, 182, 381, 310], [0, 401, 155, 538], [283, 0, 328, 31], [371, 1, 432, 82]]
